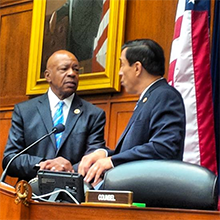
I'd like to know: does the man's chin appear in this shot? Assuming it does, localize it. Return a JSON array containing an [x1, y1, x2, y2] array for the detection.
[[66, 84, 77, 90], [63, 88, 77, 97], [124, 87, 135, 94]]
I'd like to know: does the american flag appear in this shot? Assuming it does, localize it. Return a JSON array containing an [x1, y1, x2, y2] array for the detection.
[[168, 0, 217, 174], [92, 0, 110, 72]]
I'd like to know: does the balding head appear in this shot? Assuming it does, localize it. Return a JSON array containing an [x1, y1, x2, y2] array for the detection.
[[46, 50, 78, 70], [44, 50, 80, 100]]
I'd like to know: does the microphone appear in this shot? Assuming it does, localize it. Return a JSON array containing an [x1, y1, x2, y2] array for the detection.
[[51, 123, 65, 134], [0, 123, 65, 183]]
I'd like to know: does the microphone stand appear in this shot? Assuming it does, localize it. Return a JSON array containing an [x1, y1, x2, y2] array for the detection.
[[0, 128, 57, 183]]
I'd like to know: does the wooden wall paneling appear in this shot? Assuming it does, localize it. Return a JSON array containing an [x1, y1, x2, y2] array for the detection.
[[108, 101, 136, 150], [0, 111, 17, 185], [0, 0, 33, 184], [0, 1, 33, 109], [125, 0, 178, 79], [85, 94, 139, 150], [92, 100, 111, 147], [0, 0, 216, 183], [0, 111, 12, 174], [0, 0, 32, 8]]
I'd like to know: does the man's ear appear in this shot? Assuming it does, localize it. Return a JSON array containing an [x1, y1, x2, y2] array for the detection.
[[134, 61, 143, 76], [44, 70, 51, 83]]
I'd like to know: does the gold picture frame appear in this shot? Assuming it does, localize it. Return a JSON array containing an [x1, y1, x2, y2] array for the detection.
[[26, 0, 126, 95]]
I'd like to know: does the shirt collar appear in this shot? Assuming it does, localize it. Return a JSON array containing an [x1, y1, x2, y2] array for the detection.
[[48, 87, 75, 109], [139, 77, 164, 101]]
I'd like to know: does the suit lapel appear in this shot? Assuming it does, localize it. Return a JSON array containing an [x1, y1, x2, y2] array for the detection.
[[114, 79, 167, 153], [114, 98, 145, 153], [58, 94, 83, 149], [37, 93, 56, 148]]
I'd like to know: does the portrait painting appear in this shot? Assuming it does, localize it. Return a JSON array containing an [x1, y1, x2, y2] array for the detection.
[[26, 0, 127, 95]]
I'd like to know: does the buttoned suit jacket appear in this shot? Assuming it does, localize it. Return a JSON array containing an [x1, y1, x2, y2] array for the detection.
[[3, 93, 106, 181], [110, 79, 186, 167]]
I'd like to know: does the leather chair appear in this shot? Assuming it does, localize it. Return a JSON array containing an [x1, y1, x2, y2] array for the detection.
[[102, 160, 218, 210]]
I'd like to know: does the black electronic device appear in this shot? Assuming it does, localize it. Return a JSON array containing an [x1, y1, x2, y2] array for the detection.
[[37, 170, 85, 203]]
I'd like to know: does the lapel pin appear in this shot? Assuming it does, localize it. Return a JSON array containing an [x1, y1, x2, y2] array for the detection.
[[74, 109, 81, 114], [143, 97, 148, 103]]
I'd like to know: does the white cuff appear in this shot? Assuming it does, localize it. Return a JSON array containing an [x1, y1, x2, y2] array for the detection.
[[110, 159, 114, 168], [94, 149, 108, 157]]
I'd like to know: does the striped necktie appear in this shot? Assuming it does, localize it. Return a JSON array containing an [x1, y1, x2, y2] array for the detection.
[[53, 101, 64, 148]]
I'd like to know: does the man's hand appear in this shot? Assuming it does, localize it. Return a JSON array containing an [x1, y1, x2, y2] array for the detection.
[[84, 157, 113, 184], [78, 150, 107, 177], [39, 156, 74, 172]]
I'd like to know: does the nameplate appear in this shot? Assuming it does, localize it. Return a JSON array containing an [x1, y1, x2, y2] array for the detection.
[[85, 190, 133, 205]]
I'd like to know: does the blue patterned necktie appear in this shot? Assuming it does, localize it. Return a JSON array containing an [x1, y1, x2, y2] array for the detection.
[[53, 101, 64, 148]]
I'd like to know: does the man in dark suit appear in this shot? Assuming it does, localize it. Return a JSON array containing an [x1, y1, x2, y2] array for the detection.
[[78, 39, 186, 185], [2, 50, 106, 182]]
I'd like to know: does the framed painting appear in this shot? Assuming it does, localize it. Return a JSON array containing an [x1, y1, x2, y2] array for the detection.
[[26, 0, 127, 95]]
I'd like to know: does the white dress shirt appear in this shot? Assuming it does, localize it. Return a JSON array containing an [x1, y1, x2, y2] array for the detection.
[[139, 77, 164, 102], [47, 87, 75, 125]]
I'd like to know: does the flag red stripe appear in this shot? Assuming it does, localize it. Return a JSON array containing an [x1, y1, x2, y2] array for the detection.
[[191, 11, 217, 173], [101, 0, 110, 19], [92, 0, 110, 72], [168, 0, 217, 175], [168, 59, 176, 86], [173, 16, 183, 40], [93, 26, 108, 56]]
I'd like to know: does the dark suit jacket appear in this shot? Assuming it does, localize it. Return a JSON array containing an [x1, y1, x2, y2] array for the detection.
[[110, 79, 186, 166], [2, 93, 106, 181]]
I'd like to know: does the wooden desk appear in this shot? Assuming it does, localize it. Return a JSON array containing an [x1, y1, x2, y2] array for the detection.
[[29, 202, 220, 220], [1, 182, 220, 220]]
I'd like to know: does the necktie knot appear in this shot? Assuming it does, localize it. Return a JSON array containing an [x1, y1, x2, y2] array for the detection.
[[58, 101, 64, 108]]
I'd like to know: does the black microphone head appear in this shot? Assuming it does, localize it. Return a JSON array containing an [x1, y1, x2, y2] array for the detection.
[[53, 124, 65, 134]]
